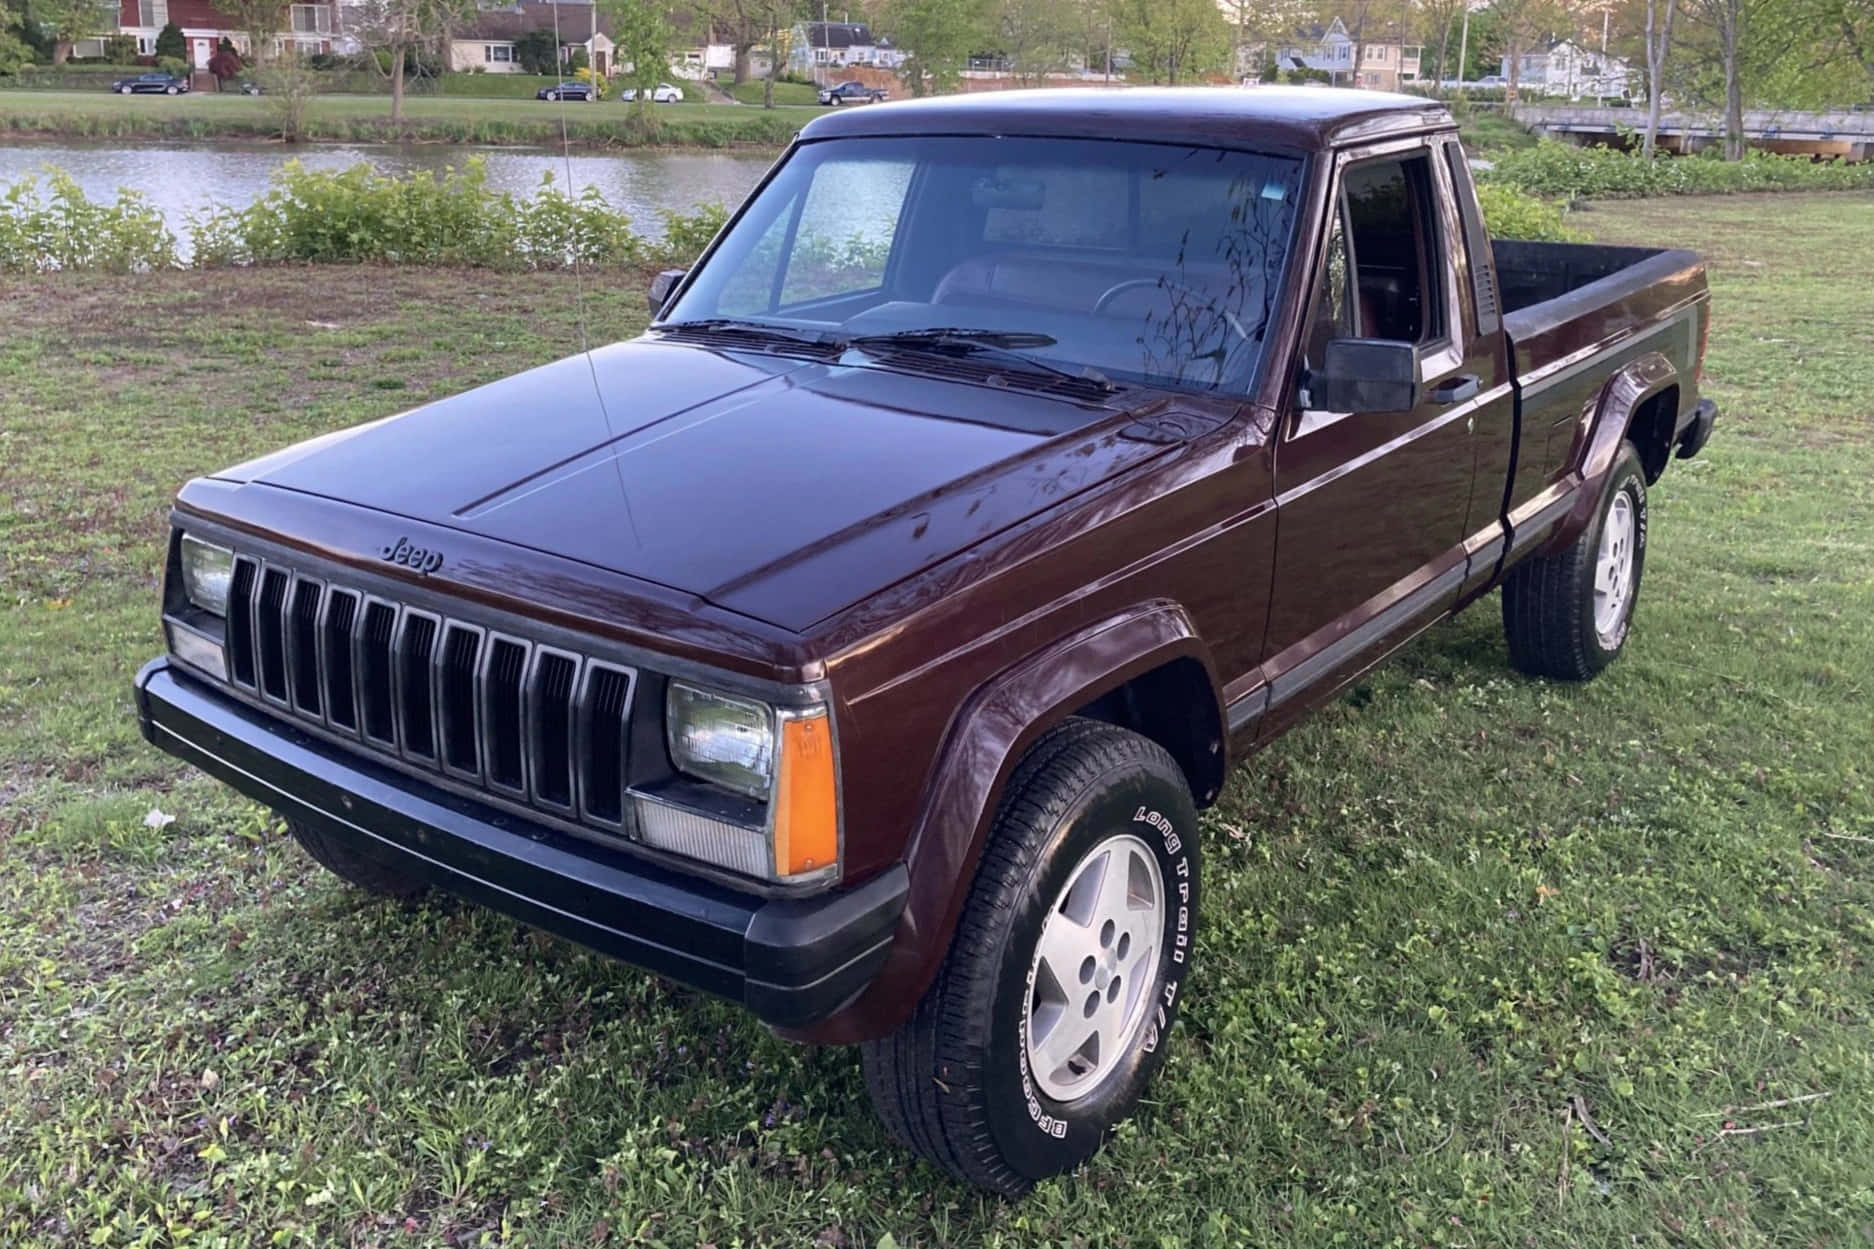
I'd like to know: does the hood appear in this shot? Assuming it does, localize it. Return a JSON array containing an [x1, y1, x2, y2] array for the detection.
[[221, 338, 1170, 632]]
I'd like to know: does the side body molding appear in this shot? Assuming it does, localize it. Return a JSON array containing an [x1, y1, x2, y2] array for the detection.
[[1548, 351, 1678, 553], [788, 602, 1222, 1043]]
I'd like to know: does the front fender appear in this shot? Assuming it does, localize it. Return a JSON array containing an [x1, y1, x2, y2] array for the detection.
[[782, 601, 1221, 1044], [1547, 351, 1677, 554]]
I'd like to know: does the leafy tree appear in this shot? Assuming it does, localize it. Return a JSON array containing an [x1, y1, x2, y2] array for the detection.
[[879, 0, 992, 95], [153, 19, 186, 63], [993, 0, 1080, 83], [208, 43, 242, 88], [601, 0, 673, 121], [513, 26, 560, 74], [1109, 0, 1230, 84], [352, 0, 473, 124], [217, 0, 288, 65]]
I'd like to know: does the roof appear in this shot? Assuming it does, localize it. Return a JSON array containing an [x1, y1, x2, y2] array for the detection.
[[457, 2, 604, 43], [801, 87, 1453, 152], [803, 21, 874, 49]]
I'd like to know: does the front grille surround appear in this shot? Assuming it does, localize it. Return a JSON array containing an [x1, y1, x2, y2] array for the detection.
[[223, 553, 638, 841]]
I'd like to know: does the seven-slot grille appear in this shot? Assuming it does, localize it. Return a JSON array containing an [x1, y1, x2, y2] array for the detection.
[[223, 555, 636, 833]]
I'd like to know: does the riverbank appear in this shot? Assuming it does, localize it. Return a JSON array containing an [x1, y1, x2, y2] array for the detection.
[[3, 193, 1872, 1243], [0, 90, 819, 149]]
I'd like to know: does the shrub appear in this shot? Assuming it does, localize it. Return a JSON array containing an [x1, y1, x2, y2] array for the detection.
[[654, 202, 728, 265], [1474, 183, 1586, 242], [186, 158, 645, 269], [0, 168, 178, 272], [153, 22, 185, 63], [1483, 140, 1874, 200]]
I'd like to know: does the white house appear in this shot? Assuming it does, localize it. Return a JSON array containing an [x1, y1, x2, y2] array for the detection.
[[1272, 18, 1420, 91], [787, 21, 903, 74], [1501, 40, 1633, 98], [447, 0, 613, 75]]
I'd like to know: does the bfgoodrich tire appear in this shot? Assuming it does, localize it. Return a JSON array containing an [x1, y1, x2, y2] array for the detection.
[[862, 719, 1200, 1195], [1502, 439, 1648, 681], [288, 819, 427, 900]]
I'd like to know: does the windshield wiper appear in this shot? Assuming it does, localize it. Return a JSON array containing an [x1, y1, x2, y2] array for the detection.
[[657, 318, 847, 348], [848, 328, 1116, 393]]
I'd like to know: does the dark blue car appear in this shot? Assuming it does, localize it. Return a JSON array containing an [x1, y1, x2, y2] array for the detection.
[[535, 81, 596, 101], [112, 72, 190, 95]]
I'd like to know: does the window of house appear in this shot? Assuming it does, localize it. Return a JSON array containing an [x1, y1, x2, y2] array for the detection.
[[486, 43, 515, 63], [136, 0, 161, 26], [290, 4, 328, 33]]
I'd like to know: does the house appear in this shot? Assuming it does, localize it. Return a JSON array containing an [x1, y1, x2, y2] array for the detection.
[[787, 21, 903, 74], [1272, 17, 1421, 91], [1501, 40, 1633, 98], [112, 0, 339, 67], [448, 0, 614, 76]]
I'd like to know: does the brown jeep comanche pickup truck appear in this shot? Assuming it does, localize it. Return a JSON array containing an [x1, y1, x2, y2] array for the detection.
[[136, 88, 1716, 1192]]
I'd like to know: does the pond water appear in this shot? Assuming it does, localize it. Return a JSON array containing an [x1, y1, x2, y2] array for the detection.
[[0, 140, 777, 254]]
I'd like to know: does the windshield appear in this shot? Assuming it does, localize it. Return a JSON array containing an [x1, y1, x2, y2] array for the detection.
[[664, 136, 1304, 394]]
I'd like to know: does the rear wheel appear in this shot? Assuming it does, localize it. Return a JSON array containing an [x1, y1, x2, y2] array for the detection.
[[1502, 439, 1648, 681], [862, 719, 1200, 1195], [288, 818, 427, 900]]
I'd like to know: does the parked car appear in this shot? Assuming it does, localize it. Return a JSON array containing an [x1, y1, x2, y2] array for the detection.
[[112, 72, 190, 95], [535, 81, 595, 101], [818, 80, 888, 105], [136, 87, 1717, 1196], [238, 80, 263, 96], [619, 82, 683, 103]]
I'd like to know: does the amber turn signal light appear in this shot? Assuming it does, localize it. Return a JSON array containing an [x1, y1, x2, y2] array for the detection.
[[772, 710, 838, 880]]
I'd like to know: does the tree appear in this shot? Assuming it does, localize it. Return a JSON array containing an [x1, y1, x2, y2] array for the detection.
[[1109, 0, 1230, 84], [352, 0, 472, 125], [600, 0, 673, 122], [153, 19, 186, 62], [878, 0, 992, 96], [208, 42, 243, 88], [1639, 0, 1675, 154], [218, 0, 288, 64], [513, 26, 560, 74], [994, 0, 1079, 83]]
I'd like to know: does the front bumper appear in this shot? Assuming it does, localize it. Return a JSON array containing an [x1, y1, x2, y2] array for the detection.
[[134, 658, 905, 1031]]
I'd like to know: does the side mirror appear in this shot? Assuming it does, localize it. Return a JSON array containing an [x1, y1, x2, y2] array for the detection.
[[649, 268, 686, 317], [1308, 338, 1420, 413]]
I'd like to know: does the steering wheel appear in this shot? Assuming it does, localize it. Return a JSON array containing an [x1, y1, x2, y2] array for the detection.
[[1092, 278, 1254, 344]]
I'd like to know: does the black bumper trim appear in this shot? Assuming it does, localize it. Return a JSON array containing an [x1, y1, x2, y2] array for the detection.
[[1677, 397, 1717, 460], [135, 658, 905, 1031]]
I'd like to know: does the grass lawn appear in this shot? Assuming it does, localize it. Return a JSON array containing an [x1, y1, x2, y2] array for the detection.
[[726, 79, 826, 107], [1458, 107, 1541, 157], [0, 89, 824, 147], [3, 193, 1873, 1245]]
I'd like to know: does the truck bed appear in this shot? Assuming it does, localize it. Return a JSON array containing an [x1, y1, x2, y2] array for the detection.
[[1491, 240, 1671, 317]]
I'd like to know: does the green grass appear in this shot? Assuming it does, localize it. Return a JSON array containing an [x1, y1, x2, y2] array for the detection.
[[1458, 107, 1540, 157], [0, 89, 823, 147], [3, 193, 1873, 1245], [726, 78, 825, 107]]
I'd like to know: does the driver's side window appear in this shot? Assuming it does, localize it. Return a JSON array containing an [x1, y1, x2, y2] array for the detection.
[[1300, 152, 1439, 411]]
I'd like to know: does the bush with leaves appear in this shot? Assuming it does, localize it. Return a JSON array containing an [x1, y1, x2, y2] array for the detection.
[[153, 22, 185, 63], [1484, 141, 1874, 200], [1473, 183, 1586, 242], [186, 158, 645, 269], [0, 169, 178, 273], [653, 201, 727, 266]]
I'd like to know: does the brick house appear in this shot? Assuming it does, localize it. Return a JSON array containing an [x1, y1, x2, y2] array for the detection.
[[115, 0, 338, 68]]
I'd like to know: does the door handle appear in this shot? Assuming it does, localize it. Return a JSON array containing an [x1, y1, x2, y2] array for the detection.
[[1429, 374, 1481, 405]]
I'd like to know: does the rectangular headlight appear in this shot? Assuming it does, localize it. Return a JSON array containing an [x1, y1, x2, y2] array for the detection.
[[666, 682, 775, 799], [179, 534, 235, 616], [165, 619, 226, 680]]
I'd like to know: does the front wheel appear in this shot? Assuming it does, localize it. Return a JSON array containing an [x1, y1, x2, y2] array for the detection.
[[862, 719, 1200, 1195], [1502, 439, 1648, 681], [165, 86, 178, 95], [289, 818, 427, 900]]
